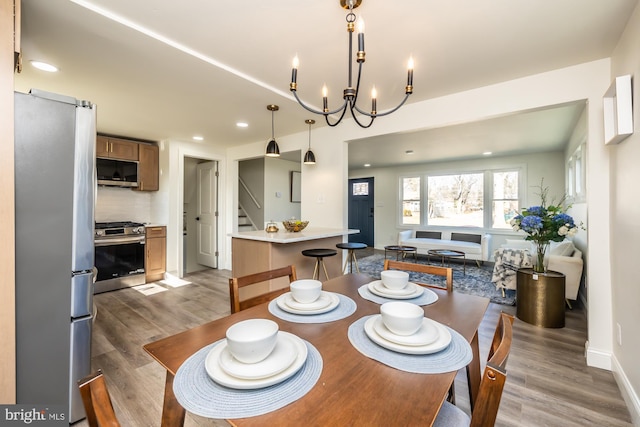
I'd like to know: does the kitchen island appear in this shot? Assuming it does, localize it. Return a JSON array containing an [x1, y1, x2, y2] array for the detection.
[[230, 228, 359, 295]]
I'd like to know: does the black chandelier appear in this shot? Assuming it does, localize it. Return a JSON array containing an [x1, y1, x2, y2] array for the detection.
[[289, 0, 413, 128]]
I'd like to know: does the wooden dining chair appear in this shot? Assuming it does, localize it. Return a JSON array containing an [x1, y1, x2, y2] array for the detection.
[[383, 259, 453, 292], [433, 312, 515, 427], [77, 369, 121, 427], [229, 265, 297, 313]]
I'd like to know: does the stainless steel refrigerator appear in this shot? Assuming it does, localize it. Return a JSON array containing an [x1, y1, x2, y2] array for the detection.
[[15, 89, 96, 424]]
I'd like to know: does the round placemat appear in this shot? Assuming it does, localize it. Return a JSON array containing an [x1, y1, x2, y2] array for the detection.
[[358, 284, 439, 306], [268, 293, 357, 323], [347, 315, 472, 374], [173, 339, 322, 419]]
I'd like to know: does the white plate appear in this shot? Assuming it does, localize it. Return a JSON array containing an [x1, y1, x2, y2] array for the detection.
[[276, 292, 340, 315], [373, 316, 440, 347], [283, 291, 333, 311], [218, 332, 298, 380], [364, 316, 452, 355], [367, 281, 424, 299], [205, 331, 308, 389]]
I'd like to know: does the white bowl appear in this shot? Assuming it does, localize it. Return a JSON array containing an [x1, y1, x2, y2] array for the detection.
[[225, 319, 279, 364], [380, 302, 424, 336], [380, 270, 409, 290], [290, 279, 322, 304]]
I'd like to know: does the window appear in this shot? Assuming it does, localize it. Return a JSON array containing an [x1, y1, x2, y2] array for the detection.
[[492, 171, 519, 229], [401, 177, 421, 225], [567, 143, 585, 202], [427, 174, 484, 227], [352, 182, 369, 196], [399, 169, 521, 229]]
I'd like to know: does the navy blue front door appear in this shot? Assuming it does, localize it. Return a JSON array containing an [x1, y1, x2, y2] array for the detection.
[[348, 177, 374, 246]]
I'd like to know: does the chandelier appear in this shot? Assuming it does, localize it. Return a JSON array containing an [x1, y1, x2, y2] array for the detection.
[[289, 0, 413, 128]]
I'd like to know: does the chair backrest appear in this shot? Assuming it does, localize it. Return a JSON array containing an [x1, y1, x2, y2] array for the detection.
[[229, 265, 297, 313], [383, 259, 453, 292], [77, 370, 121, 427], [469, 312, 515, 427]]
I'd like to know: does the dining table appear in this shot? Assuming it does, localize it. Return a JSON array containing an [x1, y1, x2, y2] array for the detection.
[[143, 273, 489, 426]]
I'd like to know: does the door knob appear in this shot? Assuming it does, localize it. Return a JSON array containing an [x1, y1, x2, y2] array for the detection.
[[196, 217, 200, 221]]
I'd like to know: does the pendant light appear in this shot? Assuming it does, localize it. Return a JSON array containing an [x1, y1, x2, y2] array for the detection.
[[303, 119, 316, 165], [265, 104, 280, 157]]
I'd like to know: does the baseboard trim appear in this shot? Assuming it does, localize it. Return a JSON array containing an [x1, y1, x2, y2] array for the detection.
[[585, 341, 612, 370], [612, 355, 640, 426]]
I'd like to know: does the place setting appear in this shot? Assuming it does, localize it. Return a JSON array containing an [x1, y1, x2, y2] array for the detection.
[[347, 301, 472, 374], [172, 318, 323, 419], [358, 270, 439, 306], [268, 279, 357, 323]]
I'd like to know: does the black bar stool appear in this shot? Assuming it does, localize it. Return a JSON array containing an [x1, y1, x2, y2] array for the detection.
[[336, 242, 367, 274], [301, 248, 337, 280]]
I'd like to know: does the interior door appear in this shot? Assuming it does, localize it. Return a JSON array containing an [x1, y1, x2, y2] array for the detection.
[[348, 177, 374, 246], [196, 161, 218, 268]]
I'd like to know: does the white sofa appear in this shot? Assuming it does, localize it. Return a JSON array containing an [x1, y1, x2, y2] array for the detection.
[[398, 230, 492, 263], [497, 239, 584, 303]]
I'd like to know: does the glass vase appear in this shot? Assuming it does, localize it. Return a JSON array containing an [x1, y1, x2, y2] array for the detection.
[[533, 242, 549, 273]]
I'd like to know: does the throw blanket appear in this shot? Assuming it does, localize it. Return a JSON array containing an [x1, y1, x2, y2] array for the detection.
[[492, 248, 532, 290]]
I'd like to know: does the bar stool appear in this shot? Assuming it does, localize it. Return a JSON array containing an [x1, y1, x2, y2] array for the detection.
[[336, 242, 367, 274], [301, 248, 337, 280]]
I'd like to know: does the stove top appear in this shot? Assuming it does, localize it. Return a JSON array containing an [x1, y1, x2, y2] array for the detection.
[[95, 221, 145, 229]]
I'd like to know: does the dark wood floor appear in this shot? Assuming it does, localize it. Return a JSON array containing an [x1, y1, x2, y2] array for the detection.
[[76, 265, 633, 426]]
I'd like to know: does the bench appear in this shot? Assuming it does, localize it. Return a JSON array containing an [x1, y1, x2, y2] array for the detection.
[[398, 230, 491, 264]]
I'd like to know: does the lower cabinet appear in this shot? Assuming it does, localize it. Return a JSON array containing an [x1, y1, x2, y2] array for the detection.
[[146, 226, 166, 282]]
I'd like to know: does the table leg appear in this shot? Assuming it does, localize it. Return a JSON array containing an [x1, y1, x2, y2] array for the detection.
[[160, 372, 186, 427], [466, 330, 481, 413]]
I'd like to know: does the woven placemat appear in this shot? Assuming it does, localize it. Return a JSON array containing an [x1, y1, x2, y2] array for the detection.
[[173, 339, 322, 419], [347, 315, 472, 374], [268, 293, 357, 323], [358, 284, 439, 306]]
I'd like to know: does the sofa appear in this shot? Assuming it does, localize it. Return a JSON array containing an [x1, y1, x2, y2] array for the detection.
[[398, 230, 492, 263], [493, 239, 584, 304]]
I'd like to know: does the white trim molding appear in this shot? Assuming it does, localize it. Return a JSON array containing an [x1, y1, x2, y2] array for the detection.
[[612, 355, 640, 426], [585, 341, 612, 370]]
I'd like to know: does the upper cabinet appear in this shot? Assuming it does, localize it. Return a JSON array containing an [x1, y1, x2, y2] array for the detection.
[[96, 135, 139, 161], [135, 143, 159, 192]]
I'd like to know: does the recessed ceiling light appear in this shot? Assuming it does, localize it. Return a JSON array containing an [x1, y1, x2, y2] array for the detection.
[[405, 150, 414, 155], [193, 136, 204, 141], [30, 61, 58, 72], [483, 151, 492, 156], [236, 122, 249, 128], [364, 163, 371, 167]]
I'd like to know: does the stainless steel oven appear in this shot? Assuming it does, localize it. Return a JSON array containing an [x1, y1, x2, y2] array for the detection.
[[94, 221, 146, 293]]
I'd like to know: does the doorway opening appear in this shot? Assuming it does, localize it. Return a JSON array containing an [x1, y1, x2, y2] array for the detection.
[[348, 177, 374, 247]]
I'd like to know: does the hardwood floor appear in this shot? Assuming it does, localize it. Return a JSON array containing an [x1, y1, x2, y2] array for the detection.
[[75, 267, 633, 426]]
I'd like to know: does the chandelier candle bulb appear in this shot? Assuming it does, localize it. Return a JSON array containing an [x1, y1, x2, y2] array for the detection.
[[357, 19, 365, 52], [322, 85, 328, 112], [371, 86, 377, 114], [407, 57, 414, 86], [291, 56, 299, 84]]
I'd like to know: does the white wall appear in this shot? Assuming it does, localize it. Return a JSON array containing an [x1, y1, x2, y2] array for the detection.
[[349, 151, 566, 254], [264, 157, 301, 224], [609, 2, 640, 423]]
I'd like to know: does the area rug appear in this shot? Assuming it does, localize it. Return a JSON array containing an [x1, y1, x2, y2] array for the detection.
[[356, 254, 515, 305]]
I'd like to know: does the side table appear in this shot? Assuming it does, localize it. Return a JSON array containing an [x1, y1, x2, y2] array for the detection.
[[516, 268, 565, 328], [384, 245, 418, 262]]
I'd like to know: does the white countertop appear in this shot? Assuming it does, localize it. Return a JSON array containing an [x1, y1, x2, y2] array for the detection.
[[229, 227, 359, 243]]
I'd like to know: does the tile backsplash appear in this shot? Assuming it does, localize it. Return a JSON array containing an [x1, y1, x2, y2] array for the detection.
[[96, 186, 151, 223]]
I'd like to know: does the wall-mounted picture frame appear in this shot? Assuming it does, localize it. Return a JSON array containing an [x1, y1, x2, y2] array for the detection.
[[603, 74, 634, 145], [290, 171, 301, 203]]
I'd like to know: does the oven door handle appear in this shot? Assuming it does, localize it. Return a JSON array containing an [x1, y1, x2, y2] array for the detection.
[[94, 237, 145, 247]]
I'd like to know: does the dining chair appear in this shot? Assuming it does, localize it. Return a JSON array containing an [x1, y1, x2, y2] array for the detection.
[[433, 312, 515, 427], [383, 259, 453, 292], [229, 265, 297, 313], [77, 369, 121, 427]]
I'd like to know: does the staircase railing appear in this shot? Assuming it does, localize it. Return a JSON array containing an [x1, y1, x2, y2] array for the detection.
[[239, 177, 261, 209]]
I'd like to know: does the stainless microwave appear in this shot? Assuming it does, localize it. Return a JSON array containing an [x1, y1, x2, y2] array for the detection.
[[96, 158, 138, 187]]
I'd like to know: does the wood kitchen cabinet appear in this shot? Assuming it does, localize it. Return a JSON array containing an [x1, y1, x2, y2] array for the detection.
[[145, 226, 166, 283], [135, 143, 159, 191], [96, 135, 139, 161]]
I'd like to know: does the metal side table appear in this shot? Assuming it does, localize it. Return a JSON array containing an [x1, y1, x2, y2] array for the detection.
[[516, 268, 566, 328]]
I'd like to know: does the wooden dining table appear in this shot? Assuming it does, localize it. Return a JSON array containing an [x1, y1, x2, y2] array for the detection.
[[143, 273, 489, 426]]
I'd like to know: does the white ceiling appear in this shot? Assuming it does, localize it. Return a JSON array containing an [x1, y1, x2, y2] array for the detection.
[[15, 0, 637, 168]]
